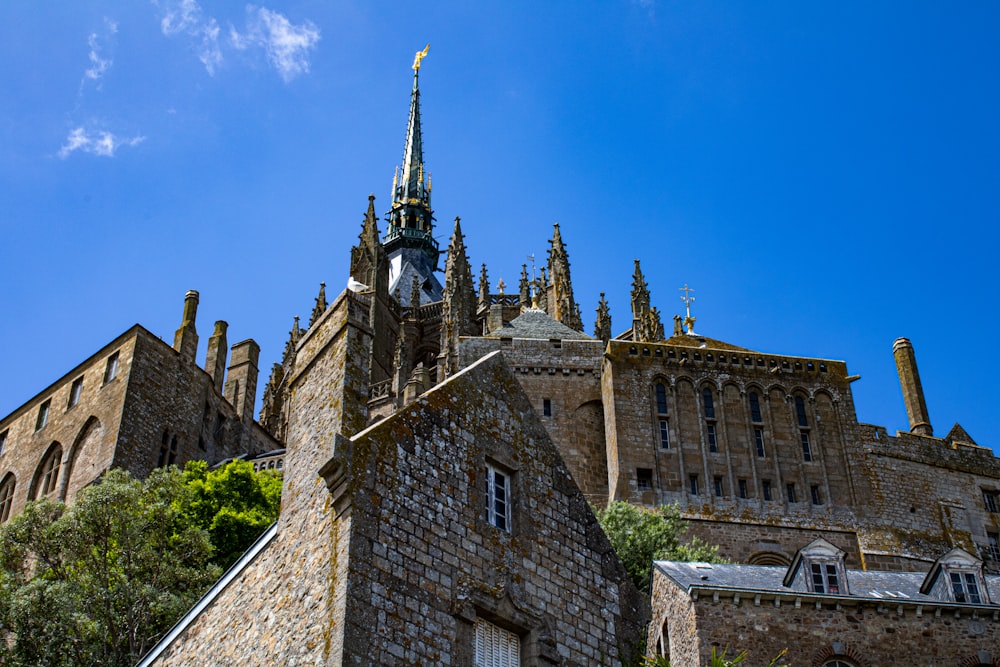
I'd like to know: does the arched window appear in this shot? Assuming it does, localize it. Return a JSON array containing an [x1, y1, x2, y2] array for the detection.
[[655, 383, 668, 415], [702, 387, 715, 419], [795, 395, 808, 427], [749, 392, 762, 423], [34, 445, 62, 499], [0, 474, 15, 523]]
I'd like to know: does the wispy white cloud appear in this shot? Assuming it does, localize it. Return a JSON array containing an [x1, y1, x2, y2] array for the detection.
[[82, 18, 118, 87], [231, 6, 321, 82], [58, 127, 145, 159], [155, 0, 320, 81], [156, 0, 224, 75]]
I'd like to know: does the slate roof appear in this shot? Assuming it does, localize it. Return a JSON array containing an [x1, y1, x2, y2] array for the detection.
[[654, 561, 1000, 605], [484, 308, 593, 341]]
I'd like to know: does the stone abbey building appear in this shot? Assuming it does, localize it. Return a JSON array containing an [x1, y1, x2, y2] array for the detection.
[[4, 53, 1000, 665]]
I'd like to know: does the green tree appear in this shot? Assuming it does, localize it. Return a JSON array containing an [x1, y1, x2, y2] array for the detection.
[[178, 459, 282, 569], [0, 468, 221, 667], [595, 501, 723, 592]]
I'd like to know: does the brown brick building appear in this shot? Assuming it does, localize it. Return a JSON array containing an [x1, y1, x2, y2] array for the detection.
[[0, 290, 278, 523]]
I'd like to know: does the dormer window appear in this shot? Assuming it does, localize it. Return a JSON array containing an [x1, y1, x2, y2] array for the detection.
[[919, 547, 991, 605], [811, 562, 840, 594], [783, 538, 849, 596]]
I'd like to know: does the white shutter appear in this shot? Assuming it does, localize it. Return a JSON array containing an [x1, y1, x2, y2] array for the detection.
[[474, 618, 520, 667]]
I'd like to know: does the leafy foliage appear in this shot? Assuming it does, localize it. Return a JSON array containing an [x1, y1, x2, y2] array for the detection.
[[595, 501, 723, 592], [0, 468, 220, 666], [0, 460, 282, 666], [178, 459, 281, 569]]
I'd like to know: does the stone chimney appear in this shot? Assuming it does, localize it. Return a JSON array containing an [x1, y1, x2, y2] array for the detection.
[[893, 337, 933, 436], [224, 339, 260, 424], [205, 320, 228, 392], [173, 290, 200, 363]]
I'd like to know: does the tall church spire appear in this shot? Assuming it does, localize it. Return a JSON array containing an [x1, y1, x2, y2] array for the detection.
[[383, 46, 442, 306]]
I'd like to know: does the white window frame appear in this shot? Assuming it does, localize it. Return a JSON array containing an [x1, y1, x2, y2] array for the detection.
[[486, 464, 511, 533], [474, 618, 520, 667]]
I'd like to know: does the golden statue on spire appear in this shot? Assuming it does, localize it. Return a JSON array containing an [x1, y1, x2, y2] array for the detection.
[[412, 44, 430, 71]]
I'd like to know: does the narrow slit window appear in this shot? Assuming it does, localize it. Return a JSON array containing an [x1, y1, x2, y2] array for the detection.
[[707, 424, 718, 452], [655, 383, 668, 415], [702, 388, 715, 419], [795, 395, 808, 427], [689, 475, 699, 495], [749, 392, 762, 423], [754, 428, 765, 457], [801, 432, 813, 461], [658, 419, 670, 449]]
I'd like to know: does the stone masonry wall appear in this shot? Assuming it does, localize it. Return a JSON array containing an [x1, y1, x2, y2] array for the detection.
[[650, 569, 1000, 666], [148, 291, 371, 666], [853, 427, 1000, 566], [0, 329, 135, 517], [114, 330, 275, 479], [332, 351, 648, 665], [460, 337, 609, 504]]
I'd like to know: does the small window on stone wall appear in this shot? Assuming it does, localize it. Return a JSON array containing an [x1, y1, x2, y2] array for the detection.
[[786, 483, 797, 503], [486, 463, 511, 533], [0, 475, 15, 523], [655, 383, 668, 415], [738, 479, 748, 499], [713, 476, 723, 497], [68, 376, 84, 409], [983, 490, 999, 513], [689, 475, 699, 495], [754, 428, 766, 457], [474, 618, 520, 667], [35, 400, 50, 432], [103, 351, 120, 385], [637, 468, 653, 491], [987, 532, 1000, 561], [763, 480, 773, 501], [811, 485, 823, 505], [542, 398, 552, 417], [658, 419, 670, 449], [0, 429, 7, 456]]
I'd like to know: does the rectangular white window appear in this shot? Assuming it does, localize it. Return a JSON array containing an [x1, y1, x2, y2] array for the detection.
[[475, 618, 520, 667], [68, 376, 84, 409], [486, 465, 510, 532], [103, 351, 120, 384]]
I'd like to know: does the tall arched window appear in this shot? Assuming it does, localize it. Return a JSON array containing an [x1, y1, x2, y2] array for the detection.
[[749, 392, 762, 423], [655, 383, 668, 415], [702, 388, 715, 419], [655, 383, 670, 449], [34, 445, 62, 499], [0, 474, 15, 523], [795, 395, 808, 427]]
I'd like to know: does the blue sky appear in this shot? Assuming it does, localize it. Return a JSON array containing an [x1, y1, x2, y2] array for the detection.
[[1, 1, 998, 450]]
